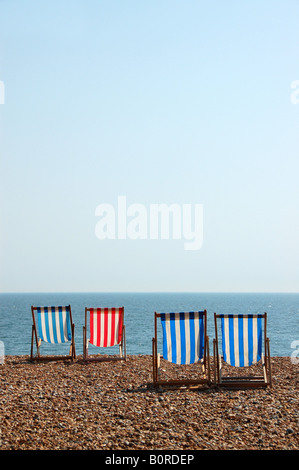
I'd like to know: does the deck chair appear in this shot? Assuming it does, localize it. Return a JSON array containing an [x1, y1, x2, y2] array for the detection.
[[213, 312, 272, 388], [30, 305, 76, 361], [83, 307, 126, 362], [152, 310, 210, 388]]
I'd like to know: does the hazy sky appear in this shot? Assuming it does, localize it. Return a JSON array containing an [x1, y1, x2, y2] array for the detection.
[[0, 0, 298, 293]]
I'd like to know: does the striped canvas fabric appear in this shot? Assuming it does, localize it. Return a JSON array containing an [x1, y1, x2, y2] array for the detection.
[[90, 308, 123, 347], [220, 314, 263, 367], [160, 312, 204, 365], [37, 306, 72, 344]]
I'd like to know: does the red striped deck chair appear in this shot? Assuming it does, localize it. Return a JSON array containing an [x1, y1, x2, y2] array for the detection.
[[30, 305, 76, 362], [83, 307, 126, 362], [213, 312, 272, 388], [152, 310, 211, 388]]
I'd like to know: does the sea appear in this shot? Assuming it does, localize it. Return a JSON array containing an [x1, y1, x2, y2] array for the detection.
[[0, 292, 298, 358]]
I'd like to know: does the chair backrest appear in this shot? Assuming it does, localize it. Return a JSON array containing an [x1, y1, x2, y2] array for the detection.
[[217, 314, 264, 367], [34, 306, 72, 344], [159, 311, 206, 365], [88, 307, 124, 347]]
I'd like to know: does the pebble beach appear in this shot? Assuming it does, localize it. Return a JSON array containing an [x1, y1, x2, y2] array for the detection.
[[0, 355, 298, 451]]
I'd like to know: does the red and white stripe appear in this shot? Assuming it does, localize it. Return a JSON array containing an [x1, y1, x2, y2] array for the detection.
[[89, 308, 123, 347]]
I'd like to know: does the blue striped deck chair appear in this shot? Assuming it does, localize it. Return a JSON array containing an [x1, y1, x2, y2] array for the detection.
[[30, 305, 76, 361], [152, 310, 211, 388], [213, 313, 272, 388]]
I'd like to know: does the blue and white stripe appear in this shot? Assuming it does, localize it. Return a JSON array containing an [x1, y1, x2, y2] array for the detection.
[[37, 306, 72, 344], [160, 312, 204, 365], [220, 314, 263, 367]]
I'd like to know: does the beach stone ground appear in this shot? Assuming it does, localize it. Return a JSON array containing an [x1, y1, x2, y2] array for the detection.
[[0, 355, 298, 450]]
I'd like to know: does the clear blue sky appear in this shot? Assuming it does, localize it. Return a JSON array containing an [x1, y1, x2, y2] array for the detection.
[[0, 0, 298, 293]]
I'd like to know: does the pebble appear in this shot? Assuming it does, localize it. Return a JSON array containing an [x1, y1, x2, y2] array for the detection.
[[0, 355, 298, 450]]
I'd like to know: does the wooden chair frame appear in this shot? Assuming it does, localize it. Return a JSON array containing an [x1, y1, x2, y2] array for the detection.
[[213, 312, 272, 388], [30, 305, 76, 362], [152, 310, 211, 388], [83, 307, 127, 362]]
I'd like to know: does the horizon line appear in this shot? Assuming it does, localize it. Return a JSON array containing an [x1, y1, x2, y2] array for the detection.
[[0, 290, 298, 295]]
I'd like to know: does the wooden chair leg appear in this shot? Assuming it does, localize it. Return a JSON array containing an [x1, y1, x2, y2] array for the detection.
[[30, 325, 34, 360], [83, 326, 87, 361]]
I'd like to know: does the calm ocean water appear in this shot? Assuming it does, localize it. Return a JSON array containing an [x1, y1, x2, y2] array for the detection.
[[0, 292, 298, 358]]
